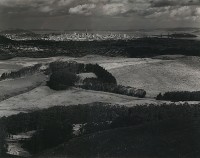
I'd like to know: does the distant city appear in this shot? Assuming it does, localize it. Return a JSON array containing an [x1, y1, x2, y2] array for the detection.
[[2, 31, 137, 41], [0, 28, 200, 41]]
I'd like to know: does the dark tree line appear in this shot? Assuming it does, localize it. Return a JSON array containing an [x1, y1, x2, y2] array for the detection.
[[156, 91, 200, 101], [85, 64, 117, 84], [81, 78, 146, 98], [49, 61, 117, 84], [2, 102, 200, 137], [0, 64, 42, 80]]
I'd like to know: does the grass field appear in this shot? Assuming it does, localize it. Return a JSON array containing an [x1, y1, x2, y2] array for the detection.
[[0, 86, 163, 117], [107, 56, 200, 97], [1, 55, 200, 117], [0, 73, 47, 116]]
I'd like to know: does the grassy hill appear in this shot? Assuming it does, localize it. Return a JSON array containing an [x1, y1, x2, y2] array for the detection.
[[2, 55, 200, 117]]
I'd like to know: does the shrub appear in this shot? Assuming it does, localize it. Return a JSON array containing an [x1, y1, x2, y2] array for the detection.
[[156, 91, 200, 101], [47, 69, 78, 90]]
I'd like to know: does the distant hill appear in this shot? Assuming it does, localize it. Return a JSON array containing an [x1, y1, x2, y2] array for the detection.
[[0, 29, 33, 35], [169, 33, 197, 38], [165, 27, 200, 31]]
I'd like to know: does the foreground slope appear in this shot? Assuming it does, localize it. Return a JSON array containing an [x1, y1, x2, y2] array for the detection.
[[37, 119, 200, 158]]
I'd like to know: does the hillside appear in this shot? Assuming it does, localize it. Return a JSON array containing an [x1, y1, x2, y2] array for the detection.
[[1, 38, 200, 59], [37, 119, 200, 158], [1, 55, 200, 117], [1, 102, 200, 158], [77, 55, 200, 97], [0, 29, 33, 35]]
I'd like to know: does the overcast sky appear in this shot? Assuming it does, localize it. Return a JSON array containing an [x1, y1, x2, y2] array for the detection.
[[0, 0, 200, 30]]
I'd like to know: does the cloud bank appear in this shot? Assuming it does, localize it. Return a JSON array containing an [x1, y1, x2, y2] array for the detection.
[[0, 0, 200, 22]]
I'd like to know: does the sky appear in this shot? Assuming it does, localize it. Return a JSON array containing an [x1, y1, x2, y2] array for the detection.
[[0, 0, 200, 30]]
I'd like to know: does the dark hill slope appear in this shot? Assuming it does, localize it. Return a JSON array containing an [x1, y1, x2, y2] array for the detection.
[[1, 38, 200, 58], [13, 38, 200, 57], [37, 119, 200, 158]]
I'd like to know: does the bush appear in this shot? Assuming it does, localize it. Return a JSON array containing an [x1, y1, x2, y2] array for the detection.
[[47, 69, 78, 90], [156, 91, 200, 101]]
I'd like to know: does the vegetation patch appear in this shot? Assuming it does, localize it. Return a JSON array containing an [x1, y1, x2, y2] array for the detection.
[[46, 69, 79, 90], [47, 61, 146, 97], [0, 64, 42, 80], [1, 102, 200, 157], [156, 91, 200, 101], [81, 78, 146, 98]]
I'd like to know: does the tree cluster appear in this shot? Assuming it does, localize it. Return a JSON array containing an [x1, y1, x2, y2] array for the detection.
[[81, 78, 146, 98], [156, 91, 200, 101], [85, 64, 117, 84], [47, 69, 79, 90], [48, 61, 117, 85], [0, 64, 41, 80]]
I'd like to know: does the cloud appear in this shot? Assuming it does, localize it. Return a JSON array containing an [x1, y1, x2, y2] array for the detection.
[[102, 3, 129, 16], [0, 0, 199, 22], [69, 4, 96, 15], [39, 6, 53, 13]]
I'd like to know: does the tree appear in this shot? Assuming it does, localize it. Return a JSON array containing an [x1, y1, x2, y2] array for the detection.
[[47, 69, 79, 90], [156, 93, 163, 100]]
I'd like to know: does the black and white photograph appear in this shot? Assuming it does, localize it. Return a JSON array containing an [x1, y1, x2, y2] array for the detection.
[[0, 0, 200, 157]]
